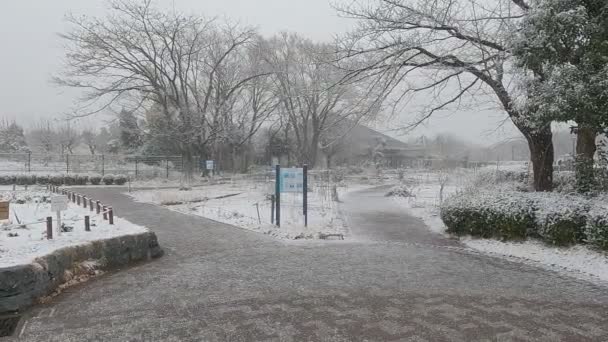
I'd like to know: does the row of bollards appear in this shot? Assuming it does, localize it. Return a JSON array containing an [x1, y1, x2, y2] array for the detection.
[[46, 185, 114, 240]]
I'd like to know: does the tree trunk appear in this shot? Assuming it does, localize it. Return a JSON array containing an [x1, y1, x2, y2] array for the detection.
[[575, 125, 597, 193], [524, 126, 554, 192]]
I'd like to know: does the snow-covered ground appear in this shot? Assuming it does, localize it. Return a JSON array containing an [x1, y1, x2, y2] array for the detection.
[[390, 166, 608, 285], [0, 186, 148, 268], [129, 179, 364, 240]]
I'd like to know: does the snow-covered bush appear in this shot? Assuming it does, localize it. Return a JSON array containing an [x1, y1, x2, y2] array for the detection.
[[63, 174, 77, 185], [102, 174, 115, 185], [114, 175, 127, 185], [385, 184, 415, 198], [89, 174, 102, 185], [75, 174, 89, 185], [441, 189, 535, 241], [532, 193, 588, 246], [36, 175, 49, 185], [586, 199, 608, 250], [16, 174, 36, 185], [553, 171, 576, 193], [49, 175, 64, 186]]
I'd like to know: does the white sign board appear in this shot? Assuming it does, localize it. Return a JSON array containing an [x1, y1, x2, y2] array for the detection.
[[50, 195, 68, 212], [280, 168, 304, 193], [206, 160, 215, 170]]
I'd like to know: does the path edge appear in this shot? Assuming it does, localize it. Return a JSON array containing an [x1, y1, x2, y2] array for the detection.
[[0, 231, 163, 314]]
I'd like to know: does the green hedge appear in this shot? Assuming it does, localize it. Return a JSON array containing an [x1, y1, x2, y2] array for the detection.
[[441, 189, 608, 249], [0, 173, 125, 186], [441, 191, 535, 241]]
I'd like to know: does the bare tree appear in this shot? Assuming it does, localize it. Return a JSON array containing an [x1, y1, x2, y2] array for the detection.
[[336, 0, 554, 191], [58, 123, 79, 154], [81, 129, 97, 155], [57, 0, 260, 181], [264, 33, 381, 168]]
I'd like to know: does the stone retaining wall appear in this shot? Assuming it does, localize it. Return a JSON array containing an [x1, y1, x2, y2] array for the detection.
[[0, 232, 163, 314]]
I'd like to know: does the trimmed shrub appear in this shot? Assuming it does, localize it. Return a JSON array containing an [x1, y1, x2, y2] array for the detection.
[[89, 174, 102, 185], [63, 174, 77, 185], [533, 193, 588, 246], [75, 174, 89, 185], [102, 174, 115, 185], [16, 174, 36, 185], [441, 189, 535, 241], [36, 175, 50, 185], [114, 175, 128, 185], [49, 175, 64, 186], [586, 200, 608, 250], [385, 184, 414, 198]]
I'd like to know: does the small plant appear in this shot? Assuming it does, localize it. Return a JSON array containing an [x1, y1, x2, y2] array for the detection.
[[102, 174, 115, 185], [89, 174, 102, 185], [385, 184, 414, 198], [114, 175, 128, 185], [49, 175, 64, 186]]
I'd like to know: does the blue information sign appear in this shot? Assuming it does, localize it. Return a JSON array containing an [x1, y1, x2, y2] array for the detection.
[[279, 168, 304, 193]]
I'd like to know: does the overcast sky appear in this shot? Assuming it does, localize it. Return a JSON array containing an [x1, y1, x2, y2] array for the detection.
[[0, 0, 521, 145]]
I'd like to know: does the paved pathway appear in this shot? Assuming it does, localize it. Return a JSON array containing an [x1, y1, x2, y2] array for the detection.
[[6, 187, 608, 341]]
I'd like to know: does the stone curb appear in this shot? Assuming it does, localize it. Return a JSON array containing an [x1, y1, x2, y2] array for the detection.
[[0, 231, 163, 314]]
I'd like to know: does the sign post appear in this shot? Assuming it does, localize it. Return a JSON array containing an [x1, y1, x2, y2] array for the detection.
[[206, 160, 215, 177], [303, 164, 308, 227], [275, 165, 280, 227], [0, 202, 9, 221], [51, 195, 68, 236], [277, 165, 307, 227]]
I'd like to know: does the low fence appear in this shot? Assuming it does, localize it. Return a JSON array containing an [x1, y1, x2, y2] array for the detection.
[[0, 153, 188, 179]]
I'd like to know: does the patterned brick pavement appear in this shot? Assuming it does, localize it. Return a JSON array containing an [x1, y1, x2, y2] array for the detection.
[[7, 187, 608, 341]]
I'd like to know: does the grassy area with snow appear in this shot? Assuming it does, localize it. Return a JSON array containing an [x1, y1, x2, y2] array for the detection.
[[128, 178, 361, 240], [0, 186, 148, 268]]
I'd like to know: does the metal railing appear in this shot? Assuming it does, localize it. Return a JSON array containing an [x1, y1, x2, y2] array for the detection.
[[0, 153, 187, 179]]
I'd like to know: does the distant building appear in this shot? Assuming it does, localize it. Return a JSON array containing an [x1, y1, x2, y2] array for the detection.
[[319, 124, 425, 168]]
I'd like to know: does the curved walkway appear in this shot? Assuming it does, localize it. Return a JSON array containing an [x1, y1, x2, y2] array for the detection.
[[7, 187, 608, 341]]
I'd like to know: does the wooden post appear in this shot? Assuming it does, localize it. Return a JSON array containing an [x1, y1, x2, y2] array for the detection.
[[108, 207, 114, 225], [89, 198, 94, 211], [275, 164, 280, 227], [84, 216, 90, 231], [103, 206, 108, 220], [83, 196, 87, 208], [135, 157, 139, 179], [46, 217, 53, 240], [96, 201, 101, 214], [76, 195, 81, 206], [166, 157, 169, 178], [303, 164, 308, 227]]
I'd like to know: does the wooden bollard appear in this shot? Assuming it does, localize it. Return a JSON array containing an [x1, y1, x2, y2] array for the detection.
[[83, 196, 87, 208], [102, 206, 108, 220], [84, 216, 90, 231], [77, 195, 81, 206], [96, 201, 101, 214], [46, 216, 53, 240], [89, 199, 94, 211], [108, 207, 114, 225], [72, 193, 76, 203]]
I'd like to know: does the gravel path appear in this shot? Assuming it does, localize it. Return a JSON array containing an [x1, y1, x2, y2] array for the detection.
[[7, 187, 608, 341]]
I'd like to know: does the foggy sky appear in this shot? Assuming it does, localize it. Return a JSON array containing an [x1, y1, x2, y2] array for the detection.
[[0, 0, 520, 145]]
